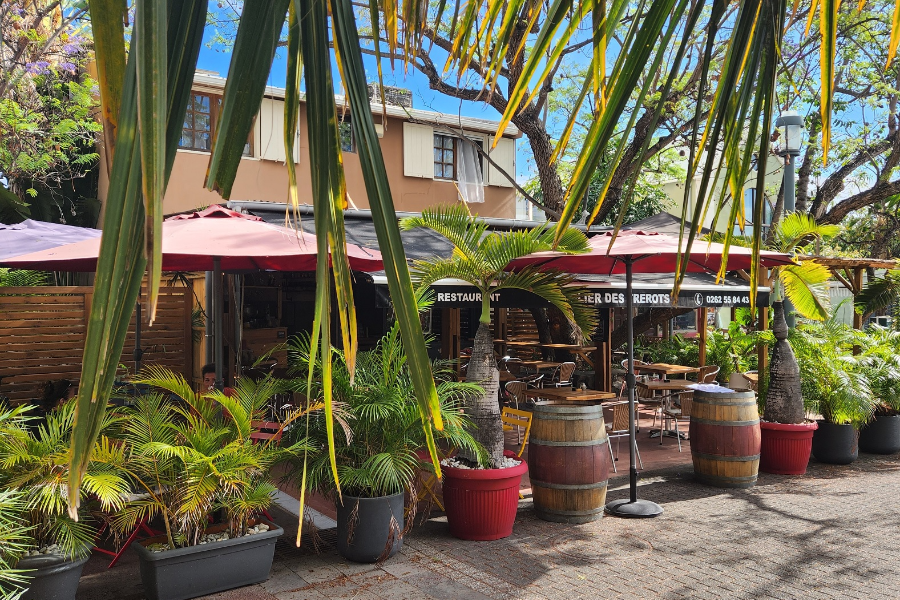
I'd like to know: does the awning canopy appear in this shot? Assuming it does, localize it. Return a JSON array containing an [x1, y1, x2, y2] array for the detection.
[[0, 219, 101, 262], [238, 202, 769, 309]]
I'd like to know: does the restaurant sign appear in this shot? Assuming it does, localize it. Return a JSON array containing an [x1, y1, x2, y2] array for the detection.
[[377, 285, 768, 309], [581, 289, 769, 308]]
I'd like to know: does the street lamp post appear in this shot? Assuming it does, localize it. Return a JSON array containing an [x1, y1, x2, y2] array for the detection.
[[775, 110, 804, 327]]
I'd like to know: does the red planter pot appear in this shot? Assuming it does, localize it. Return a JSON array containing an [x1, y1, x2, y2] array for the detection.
[[759, 420, 818, 475], [441, 454, 527, 541]]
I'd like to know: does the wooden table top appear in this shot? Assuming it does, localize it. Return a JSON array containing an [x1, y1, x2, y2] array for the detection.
[[519, 360, 562, 370], [742, 372, 759, 382], [506, 340, 542, 347], [635, 363, 700, 376], [540, 344, 598, 352], [524, 387, 617, 402], [637, 379, 694, 392]]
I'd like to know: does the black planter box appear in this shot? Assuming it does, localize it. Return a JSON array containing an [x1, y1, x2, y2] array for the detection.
[[17, 554, 89, 600], [133, 521, 282, 600]]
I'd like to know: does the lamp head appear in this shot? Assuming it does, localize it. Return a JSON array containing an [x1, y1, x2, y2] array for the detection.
[[775, 110, 804, 156]]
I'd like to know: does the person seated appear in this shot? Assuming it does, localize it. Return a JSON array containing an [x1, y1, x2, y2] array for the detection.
[[201, 363, 235, 397]]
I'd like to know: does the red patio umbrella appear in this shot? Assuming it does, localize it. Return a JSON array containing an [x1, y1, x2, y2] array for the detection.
[[2, 205, 384, 386], [509, 230, 794, 519], [1, 205, 383, 272]]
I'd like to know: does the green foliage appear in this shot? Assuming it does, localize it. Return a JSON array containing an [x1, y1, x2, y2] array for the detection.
[[635, 335, 699, 368], [287, 321, 485, 499], [0, 483, 33, 599], [0, 269, 48, 287], [854, 327, 900, 416], [117, 368, 310, 547], [0, 402, 127, 561], [704, 313, 773, 384], [789, 318, 876, 427], [0, 25, 100, 209]]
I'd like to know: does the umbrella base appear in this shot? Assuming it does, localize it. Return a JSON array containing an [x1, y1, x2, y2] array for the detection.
[[604, 498, 663, 518]]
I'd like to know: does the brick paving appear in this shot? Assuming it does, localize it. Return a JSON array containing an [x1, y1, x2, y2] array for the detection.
[[77, 452, 900, 600]]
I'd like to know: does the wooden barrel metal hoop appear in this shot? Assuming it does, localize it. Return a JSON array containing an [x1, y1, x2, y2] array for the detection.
[[528, 401, 609, 523], [689, 389, 761, 489]]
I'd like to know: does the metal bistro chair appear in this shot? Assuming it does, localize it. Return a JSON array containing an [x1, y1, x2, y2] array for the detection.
[[502, 406, 533, 454], [698, 365, 720, 384], [550, 361, 576, 388], [501, 407, 533, 500], [504, 381, 527, 410], [661, 392, 694, 451], [603, 401, 644, 473]]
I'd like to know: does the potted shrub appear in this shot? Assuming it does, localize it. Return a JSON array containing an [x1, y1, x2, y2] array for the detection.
[[117, 368, 308, 600], [400, 205, 594, 540], [854, 328, 900, 454], [791, 319, 876, 465], [287, 300, 484, 562], [0, 402, 128, 600], [0, 489, 32, 599], [756, 214, 837, 474]]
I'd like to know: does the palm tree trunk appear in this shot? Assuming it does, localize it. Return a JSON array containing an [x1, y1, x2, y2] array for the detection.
[[762, 301, 805, 424], [462, 321, 505, 466]]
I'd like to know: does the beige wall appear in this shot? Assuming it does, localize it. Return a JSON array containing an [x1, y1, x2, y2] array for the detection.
[[154, 104, 516, 218]]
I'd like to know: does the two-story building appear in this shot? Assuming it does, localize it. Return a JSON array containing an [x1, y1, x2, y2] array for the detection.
[[99, 71, 520, 218]]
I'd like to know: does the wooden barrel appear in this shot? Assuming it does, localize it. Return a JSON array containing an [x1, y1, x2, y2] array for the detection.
[[528, 401, 609, 523], [689, 389, 761, 488]]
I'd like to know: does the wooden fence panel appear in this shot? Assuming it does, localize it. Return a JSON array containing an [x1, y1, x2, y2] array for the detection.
[[0, 286, 191, 404]]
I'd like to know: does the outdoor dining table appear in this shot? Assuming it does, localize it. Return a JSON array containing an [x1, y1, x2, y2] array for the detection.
[[540, 344, 598, 367], [637, 379, 694, 442], [518, 360, 562, 371], [635, 363, 699, 378], [524, 388, 617, 402]]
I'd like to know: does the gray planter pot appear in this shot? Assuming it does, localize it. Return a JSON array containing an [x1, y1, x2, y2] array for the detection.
[[17, 554, 88, 600], [859, 415, 900, 454], [336, 493, 404, 563], [812, 420, 859, 465], [133, 520, 282, 600]]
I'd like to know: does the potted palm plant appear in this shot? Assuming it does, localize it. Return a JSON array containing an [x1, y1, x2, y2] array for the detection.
[[287, 298, 484, 562], [852, 327, 900, 454], [756, 214, 838, 474], [0, 402, 128, 600], [790, 318, 876, 465], [0, 489, 32, 600], [117, 368, 309, 600], [855, 277, 900, 454], [399, 205, 595, 540]]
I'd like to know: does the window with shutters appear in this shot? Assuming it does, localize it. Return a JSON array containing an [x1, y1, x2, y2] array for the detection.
[[434, 134, 456, 180]]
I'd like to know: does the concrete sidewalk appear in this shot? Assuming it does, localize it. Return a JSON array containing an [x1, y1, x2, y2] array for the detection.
[[77, 453, 900, 600]]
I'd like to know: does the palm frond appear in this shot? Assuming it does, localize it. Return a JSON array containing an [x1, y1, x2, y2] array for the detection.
[[780, 261, 832, 321], [856, 270, 900, 316]]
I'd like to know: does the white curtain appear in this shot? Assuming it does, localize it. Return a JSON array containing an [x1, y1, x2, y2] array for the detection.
[[457, 139, 484, 204]]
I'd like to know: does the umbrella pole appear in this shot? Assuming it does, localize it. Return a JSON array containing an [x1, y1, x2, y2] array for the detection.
[[214, 256, 224, 391], [133, 302, 143, 374], [205, 272, 214, 364], [605, 256, 663, 518]]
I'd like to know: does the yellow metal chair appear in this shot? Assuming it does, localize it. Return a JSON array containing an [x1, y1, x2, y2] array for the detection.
[[414, 449, 445, 512], [502, 407, 533, 499], [502, 407, 533, 455]]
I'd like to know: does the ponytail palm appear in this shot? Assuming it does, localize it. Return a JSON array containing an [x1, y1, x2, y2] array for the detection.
[[761, 213, 839, 424], [400, 204, 596, 466]]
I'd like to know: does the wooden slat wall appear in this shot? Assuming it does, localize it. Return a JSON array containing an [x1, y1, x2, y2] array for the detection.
[[0, 286, 191, 403]]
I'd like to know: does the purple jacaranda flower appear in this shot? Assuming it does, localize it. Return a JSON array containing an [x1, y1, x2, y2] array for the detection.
[[59, 61, 76, 73], [25, 61, 51, 75]]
